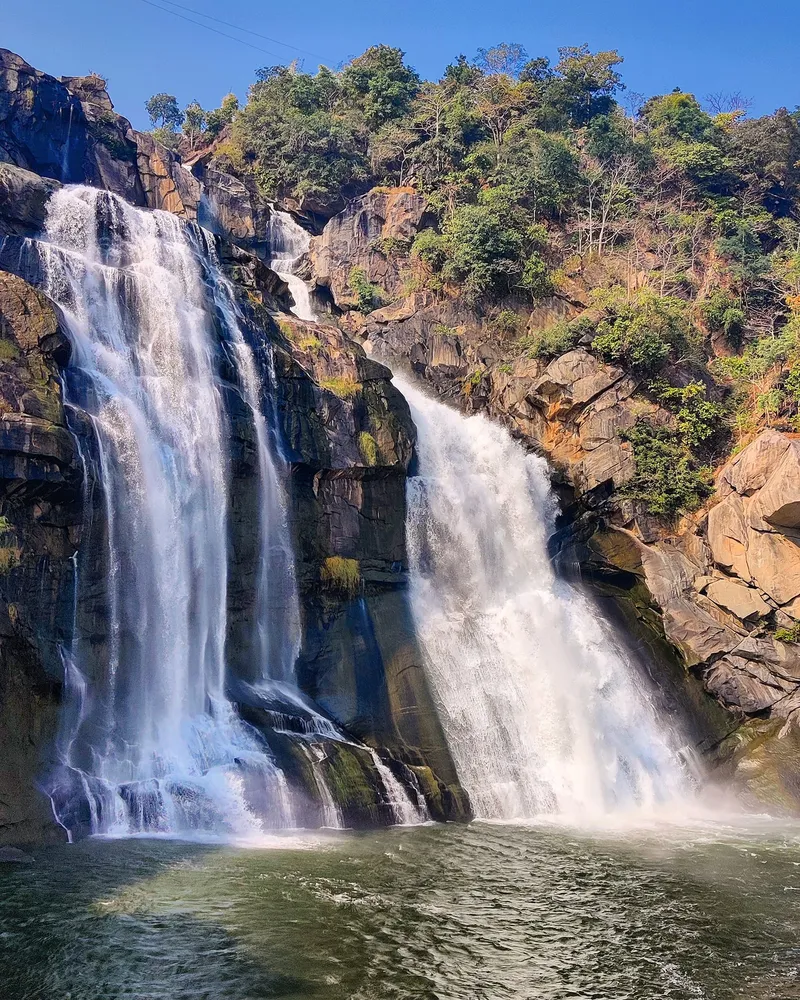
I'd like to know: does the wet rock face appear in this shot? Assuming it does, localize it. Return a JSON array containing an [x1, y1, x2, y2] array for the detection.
[[0, 49, 88, 183], [0, 272, 82, 846], [264, 312, 467, 819]]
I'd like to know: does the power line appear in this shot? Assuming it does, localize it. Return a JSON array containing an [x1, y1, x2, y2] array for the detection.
[[133, 0, 283, 60], [156, 0, 324, 60]]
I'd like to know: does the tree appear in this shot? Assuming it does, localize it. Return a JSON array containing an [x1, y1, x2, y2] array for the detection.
[[145, 93, 183, 131], [341, 45, 420, 129], [206, 93, 240, 137], [474, 74, 526, 167], [551, 45, 624, 124], [474, 43, 529, 78], [182, 100, 206, 151]]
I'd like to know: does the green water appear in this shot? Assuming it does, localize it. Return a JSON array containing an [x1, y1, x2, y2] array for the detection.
[[2, 820, 800, 1000]]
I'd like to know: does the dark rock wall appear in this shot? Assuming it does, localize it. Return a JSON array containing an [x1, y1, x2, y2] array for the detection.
[[0, 272, 81, 845]]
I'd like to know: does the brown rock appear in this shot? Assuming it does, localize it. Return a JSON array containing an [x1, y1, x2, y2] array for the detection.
[[705, 579, 771, 622], [719, 429, 792, 497], [133, 131, 200, 218], [752, 441, 800, 529], [707, 495, 751, 581], [310, 187, 431, 308]]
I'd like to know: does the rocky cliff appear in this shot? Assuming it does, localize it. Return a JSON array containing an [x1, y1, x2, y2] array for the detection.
[[0, 49, 467, 842], [297, 184, 800, 813]]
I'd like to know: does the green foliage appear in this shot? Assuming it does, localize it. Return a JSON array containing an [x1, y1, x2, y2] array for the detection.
[[775, 622, 800, 644], [699, 290, 745, 344], [341, 46, 420, 130], [592, 290, 696, 373], [649, 379, 727, 447], [462, 367, 485, 394], [348, 267, 384, 312], [492, 309, 524, 337], [712, 324, 800, 384], [235, 65, 370, 202], [620, 420, 714, 517], [151, 126, 180, 150], [205, 94, 239, 137], [524, 319, 582, 358], [320, 556, 361, 595], [318, 375, 362, 398], [145, 93, 183, 130], [182, 100, 206, 150], [0, 339, 20, 361]]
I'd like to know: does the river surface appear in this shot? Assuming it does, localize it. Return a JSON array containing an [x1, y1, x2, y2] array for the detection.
[[2, 819, 800, 1000]]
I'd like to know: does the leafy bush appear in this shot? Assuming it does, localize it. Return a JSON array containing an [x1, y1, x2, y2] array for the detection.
[[319, 375, 362, 398], [649, 379, 727, 447], [349, 267, 384, 313], [619, 420, 714, 517], [525, 319, 581, 359], [776, 622, 800, 644], [699, 290, 745, 344], [591, 289, 697, 374]]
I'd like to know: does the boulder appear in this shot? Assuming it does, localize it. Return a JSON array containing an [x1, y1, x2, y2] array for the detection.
[[662, 598, 740, 666], [752, 440, 800, 529], [705, 579, 771, 622], [718, 429, 792, 497], [0, 163, 59, 236], [133, 132, 201, 218], [707, 494, 751, 581], [709, 433, 800, 609]]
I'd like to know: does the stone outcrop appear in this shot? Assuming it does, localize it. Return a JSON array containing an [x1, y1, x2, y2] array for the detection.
[[240, 306, 467, 819], [310, 187, 432, 309]]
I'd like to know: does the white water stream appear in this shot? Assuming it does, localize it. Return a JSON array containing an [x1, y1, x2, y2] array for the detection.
[[266, 208, 316, 321], [398, 376, 694, 823], [37, 188, 421, 835]]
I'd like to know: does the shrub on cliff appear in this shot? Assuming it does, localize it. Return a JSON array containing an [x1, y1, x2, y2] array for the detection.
[[620, 421, 714, 517], [591, 289, 699, 374]]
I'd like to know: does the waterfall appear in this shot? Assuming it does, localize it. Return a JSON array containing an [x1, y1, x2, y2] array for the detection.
[[35, 185, 423, 835], [266, 208, 316, 321], [39, 186, 304, 836], [398, 375, 694, 823]]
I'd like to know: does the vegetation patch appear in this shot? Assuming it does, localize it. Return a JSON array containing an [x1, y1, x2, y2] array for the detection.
[[319, 375, 362, 398], [775, 622, 800, 644], [320, 556, 361, 596], [358, 431, 379, 466], [349, 267, 385, 313], [620, 420, 714, 518]]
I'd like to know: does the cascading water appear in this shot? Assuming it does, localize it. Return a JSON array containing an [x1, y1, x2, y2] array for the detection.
[[40, 186, 295, 836], [398, 375, 694, 823], [36, 185, 423, 835], [266, 208, 317, 321]]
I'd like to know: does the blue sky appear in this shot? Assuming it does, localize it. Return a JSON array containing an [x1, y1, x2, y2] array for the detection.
[[2, 0, 796, 129]]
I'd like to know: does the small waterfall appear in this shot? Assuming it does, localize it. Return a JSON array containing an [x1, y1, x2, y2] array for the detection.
[[266, 208, 316, 321], [398, 375, 693, 823]]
